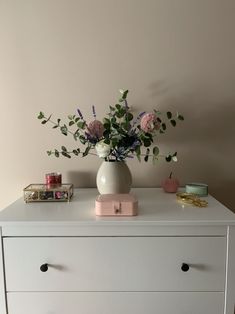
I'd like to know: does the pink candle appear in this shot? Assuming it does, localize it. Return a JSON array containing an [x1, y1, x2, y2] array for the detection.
[[45, 173, 62, 187]]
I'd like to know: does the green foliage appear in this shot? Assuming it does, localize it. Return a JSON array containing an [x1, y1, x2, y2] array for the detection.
[[170, 119, 176, 127], [167, 111, 172, 119], [144, 148, 150, 162], [37, 89, 184, 162], [37, 112, 45, 119]]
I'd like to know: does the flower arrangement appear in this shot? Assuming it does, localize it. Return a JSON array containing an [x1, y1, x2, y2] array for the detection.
[[37, 90, 184, 163]]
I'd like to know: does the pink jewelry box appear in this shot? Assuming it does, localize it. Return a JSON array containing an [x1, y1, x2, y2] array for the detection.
[[95, 194, 138, 216]]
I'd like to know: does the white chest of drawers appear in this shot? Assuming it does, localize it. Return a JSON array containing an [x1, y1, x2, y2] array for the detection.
[[0, 188, 234, 314]]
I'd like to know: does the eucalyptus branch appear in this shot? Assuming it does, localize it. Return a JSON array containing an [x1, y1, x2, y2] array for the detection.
[[37, 90, 184, 162], [38, 112, 87, 139], [47, 146, 97, 159]]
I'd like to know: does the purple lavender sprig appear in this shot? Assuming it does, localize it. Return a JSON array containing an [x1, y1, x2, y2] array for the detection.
[[124, 99, 129, 109], [92, 105, 96, 119], [77, 108, 83, 119], [132, 111, 146, 127]]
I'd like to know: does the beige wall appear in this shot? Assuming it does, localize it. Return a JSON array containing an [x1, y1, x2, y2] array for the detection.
[[0, 0, 235, 211]]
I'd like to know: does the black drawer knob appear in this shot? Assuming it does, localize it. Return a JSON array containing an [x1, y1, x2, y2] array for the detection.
[[40, 263, 48, 272], [181, 263, 190, 272]]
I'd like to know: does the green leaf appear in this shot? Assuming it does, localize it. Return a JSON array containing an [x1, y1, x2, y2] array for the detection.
[[62, 151, 71, 158], [161, 123, 166, 131], [122, 90, 129, 100], [57, 119, 61, 125], [52, 125, 58, 129], [60, 125, 68, 135], [121, 122, 130, 131], [103, 123, 110, 130], [154, 109, 161, 115], [110, 138, 118, 147], [111, 117, 117, 124], [54, 149, 60, 158], [109, 105, 115, 111], [73, 149, 79, 155], [103, 130, 110, 138], [144, 148, 150, 162], [61, 146, 67, 152], [47, 150, 52, 156], [103, 118, 110, 124], [75, 117, 80, 123], [143, 139, 151, 147], [178, 114, 184, 121], [153, 146, 159, 156], [112, 123, 119, 129], [79, 135, 86, 144], [73, 133, 78, 141], [103, 138, 110, 145], [157, 117, 162, 123], [116, 111, 125, 118], [41, 120, 47, 124], [115, 104, 121, 110], [77, 121, 85, 129], [69, 121, 75, 126], [82, 146, 91, 157], [167, 111, 172, 119], [37, 112, 44, 119], [73, 129, 80, 138], [170, 119, 176, 127], [68, 115, 73, 120], [172, 151, 178, 162], [165, 155, 172, 162], [126, 112, 133, 121]]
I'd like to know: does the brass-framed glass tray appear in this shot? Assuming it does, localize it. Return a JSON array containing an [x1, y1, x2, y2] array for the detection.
[[23, 184, 73, 203]]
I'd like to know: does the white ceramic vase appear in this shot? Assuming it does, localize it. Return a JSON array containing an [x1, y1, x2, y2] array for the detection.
[[96, 160, 132, 194]]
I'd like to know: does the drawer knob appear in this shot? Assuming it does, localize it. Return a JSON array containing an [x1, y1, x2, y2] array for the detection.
[[40, 263, 48, 272], [181, 263, 190, 272]]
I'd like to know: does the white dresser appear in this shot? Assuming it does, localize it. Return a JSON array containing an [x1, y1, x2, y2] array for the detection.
[[0, 188, 234, 314]]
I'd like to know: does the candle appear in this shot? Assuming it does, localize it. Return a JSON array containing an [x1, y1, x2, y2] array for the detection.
[[45, 172, 62, 187]]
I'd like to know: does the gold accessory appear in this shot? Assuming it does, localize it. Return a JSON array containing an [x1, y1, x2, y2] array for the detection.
[[176, 192, 208, 207]]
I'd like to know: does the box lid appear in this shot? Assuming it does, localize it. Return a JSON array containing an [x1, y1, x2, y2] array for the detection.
[[96, 194, 137, 203]]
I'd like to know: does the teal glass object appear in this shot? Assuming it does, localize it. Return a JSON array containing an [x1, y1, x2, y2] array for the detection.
[[185, 183, 208, 196]]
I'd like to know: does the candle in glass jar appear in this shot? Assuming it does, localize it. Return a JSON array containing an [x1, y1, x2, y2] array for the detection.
[[45, 172, 62, 187]]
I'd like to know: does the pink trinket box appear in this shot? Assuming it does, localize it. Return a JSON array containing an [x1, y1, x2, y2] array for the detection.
[[95, 194, 138, 216]]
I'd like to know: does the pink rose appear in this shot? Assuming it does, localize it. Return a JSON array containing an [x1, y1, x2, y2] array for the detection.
[[87, 120, 104, 139], [140, 113, 160, 133]]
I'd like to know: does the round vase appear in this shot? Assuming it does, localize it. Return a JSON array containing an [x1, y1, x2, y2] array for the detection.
[[96, 160, 132, 194]]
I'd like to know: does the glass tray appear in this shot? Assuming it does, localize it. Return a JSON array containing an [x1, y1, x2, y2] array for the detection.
[[23, 184, 73, 203]]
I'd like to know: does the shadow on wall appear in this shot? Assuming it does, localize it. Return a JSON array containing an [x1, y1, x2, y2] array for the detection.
[[148, 81, 235, 211], [211, 184, 235, 213], [67, 171, 96, 188]]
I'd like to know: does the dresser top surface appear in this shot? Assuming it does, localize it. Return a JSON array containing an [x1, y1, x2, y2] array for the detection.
[[0, 188, 234, 226]]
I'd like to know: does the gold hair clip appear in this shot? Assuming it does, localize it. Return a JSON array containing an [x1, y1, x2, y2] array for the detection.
[[176, 192, 208, 207]]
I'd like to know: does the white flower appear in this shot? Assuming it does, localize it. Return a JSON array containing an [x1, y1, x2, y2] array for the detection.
[[95, 140, 111, 158]]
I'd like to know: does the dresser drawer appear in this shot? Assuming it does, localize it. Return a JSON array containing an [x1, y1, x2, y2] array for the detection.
[[4, 236, 226, 292], [7, 292, 224, 314]]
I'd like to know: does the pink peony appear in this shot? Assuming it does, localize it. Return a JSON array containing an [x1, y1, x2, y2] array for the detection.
[[140, 113, 160, 133], [87, 120, 104, 139]]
